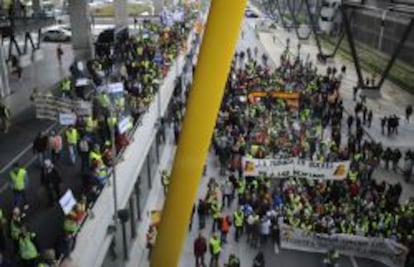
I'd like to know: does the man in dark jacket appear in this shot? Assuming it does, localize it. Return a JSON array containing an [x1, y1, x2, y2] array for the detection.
[[197, 199, 208, 230], [193, 232, 207, 267], [392, 149, 402, 172], [33, 132, 48, 168], [41, 159, 62, 204]]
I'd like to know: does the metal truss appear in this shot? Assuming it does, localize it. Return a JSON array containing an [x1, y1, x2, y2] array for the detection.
[[261, 0, 414, 92], [341, 1, 414, 91], [287, 0, 313, 40]]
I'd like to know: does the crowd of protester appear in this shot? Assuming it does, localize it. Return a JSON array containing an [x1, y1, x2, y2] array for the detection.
[[0, 6, 200, 266], [192, 46, 414, 267]]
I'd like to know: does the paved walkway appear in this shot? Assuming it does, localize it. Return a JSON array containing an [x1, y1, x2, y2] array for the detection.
[[0, 43, 73, 169]]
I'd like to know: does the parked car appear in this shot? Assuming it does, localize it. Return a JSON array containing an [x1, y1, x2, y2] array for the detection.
[[43, 27, 71, 42]]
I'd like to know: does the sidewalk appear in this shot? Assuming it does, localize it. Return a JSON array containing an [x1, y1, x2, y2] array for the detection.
[[0, 42, 73, 169]]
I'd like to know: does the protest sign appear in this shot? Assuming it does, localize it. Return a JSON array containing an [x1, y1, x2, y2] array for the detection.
[[107, 82, 124, 94], [242, 157, 350, 180], [117, 116, 132, 134], [242, 158, 295, 178], [59, 189, 77, 215], [248, 91, 299, 108], [34, 94, 92, 121], [59, 113, 77, 125], [279, 223, 408, 267], [293, 159, 350, 181]]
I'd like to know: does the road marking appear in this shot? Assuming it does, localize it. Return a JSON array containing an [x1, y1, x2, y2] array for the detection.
[[0, 122, 57, 174], [350, 256, 359, 267]]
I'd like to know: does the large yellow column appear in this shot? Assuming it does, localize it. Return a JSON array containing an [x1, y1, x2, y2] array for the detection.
[[150, 0, 247, 266]]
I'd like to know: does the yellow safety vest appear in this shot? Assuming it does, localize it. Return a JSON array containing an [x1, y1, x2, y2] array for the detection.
[[234, 211, 244, 227], [19, 234, 39, 260], [209, 237, 221, 255], [10, 218, 21, 240], [238, 180, 246, 194], [85, 117, 96, 132], [62, 79, 71, 92], [10, 168, 26, 191], [66, 128, 79, 145], [107, 116, 117, 127], [98, 93, 110, 108], [64, 218, 78, 234], [348, 171, 358, 182], [211, 202, 221, 219], [89, 151, 102, 164]]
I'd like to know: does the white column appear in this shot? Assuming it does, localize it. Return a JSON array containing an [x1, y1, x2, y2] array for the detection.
[[0, 45, 10, 98], [153, 0, 165, 15], [32, 0, 42, 16], [68, 0, 93, 60], [114, 0, 128, 27]]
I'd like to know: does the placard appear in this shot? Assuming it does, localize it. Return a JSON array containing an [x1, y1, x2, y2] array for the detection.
[[59, 189, 77, 215], [242, 157, 350, 180], [59, 113, 77, 125]]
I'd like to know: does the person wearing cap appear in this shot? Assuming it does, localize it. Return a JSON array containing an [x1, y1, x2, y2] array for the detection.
[[65, 125, 79, 165], [9, 163, 29, 208], [41, 160, 62, 205]]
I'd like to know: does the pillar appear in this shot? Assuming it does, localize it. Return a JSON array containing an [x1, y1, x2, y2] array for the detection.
[[150, 0, 247, 266], [153, 0, 164, 15], [32, 0, 42, 16], [68, 0, 93, 60], [0, 45, 10, 98], [114, 0, 128, 27]]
